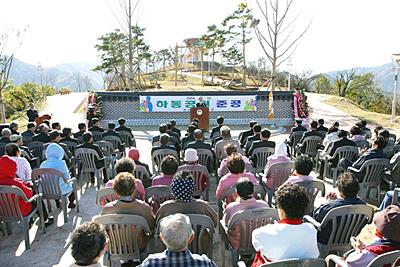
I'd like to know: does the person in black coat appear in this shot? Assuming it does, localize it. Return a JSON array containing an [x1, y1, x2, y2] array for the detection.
[[170, 120, 181, 138], [339, 136, 387, 182], [290, 119, 307, 134], [151, 133, 177, 155], [44, 131, 73, 161], [102, 123, 124, 152], [182, 125, 196, 150], [32, 124, 51, 143], [187, 129, 212, 151], [210, 116, 224, 140], [313, 173, 366, 245], [152, 123, 180, 152], [248, 128, 276, 161], [74, 123, 87, 139], [88, 118, 104, 133], [26, 102, 39, 122], [196, 97, 207, 107], [298, 121, 323, 154], [76, 132, 107, 183], [244, 124, 262, 155], [21, 122, 36, 139], [287, 119, 307, 149], [317, 130, 356, 177], [239, 121, 257, 148], [166, 122, 180, 141], [61, 128, 79, 143], [316, 119, 328, 133], [116, 118, 135, 147]]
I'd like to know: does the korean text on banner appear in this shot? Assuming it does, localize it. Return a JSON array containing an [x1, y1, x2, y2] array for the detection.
[[139, 95, 257, 112]]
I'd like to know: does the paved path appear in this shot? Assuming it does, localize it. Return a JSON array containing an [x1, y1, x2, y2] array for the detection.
[[40, 92, 88, 130], [306, 93, 376, 131]]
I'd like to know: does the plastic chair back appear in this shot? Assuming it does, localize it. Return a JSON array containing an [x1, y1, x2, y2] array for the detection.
[[0, 185, 27, 221], [31, 168, 66, 199], [263, 258, 327, 267], [134, 165, 151, 188], [119, 131, 135, 148], [177, 164, 210, 200], [156, 214, 215, 258], [93, 214, 151, 263], [145, 185, 174, 213], [358, 158, 389, 203], [28, 141, 45, 160], [61, 141, 78, 154], [297, 180, 326, 214], [301, 136, 323, 158], [103, 135, 123, 152], [90, 131, 103, 142], [75, 148, 101, 172], [392, 188, 400, 206], [368, 250, 400, 267], [151, 149, 178, 174], [227, 208, 279, 254], [197, 149, 215, 174], [96, 187, 118, 206], [319, 205, 374, 253], [251, 147, 275, 173]]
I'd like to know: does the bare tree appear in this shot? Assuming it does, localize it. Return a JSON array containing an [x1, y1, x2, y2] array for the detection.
[[334, 69, 356, 97], [254, 0, 311, 90], [0, 29, 24, 123]]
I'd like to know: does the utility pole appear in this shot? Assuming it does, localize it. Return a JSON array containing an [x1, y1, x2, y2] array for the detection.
[[201, 48, 204, 86], [242, 26, 246, 88], [174, 44, 178, 87], [128, 0, 134, 91], [391, 54, 400, 123]]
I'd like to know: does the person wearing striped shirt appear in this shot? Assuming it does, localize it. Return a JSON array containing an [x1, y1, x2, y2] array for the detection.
[[5, 143, 32, 184]]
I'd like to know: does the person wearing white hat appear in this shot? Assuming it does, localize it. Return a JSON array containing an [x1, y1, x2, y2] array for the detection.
[[177, 149, 209, 193]]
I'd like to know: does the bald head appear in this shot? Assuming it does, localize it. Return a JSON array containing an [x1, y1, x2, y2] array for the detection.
[[193, 129, 203, 140]]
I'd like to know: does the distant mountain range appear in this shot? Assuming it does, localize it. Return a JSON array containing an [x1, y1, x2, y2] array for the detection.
[[7, 57, 397, 93], [8, 58, 104, 91], [325, 63, 395, 94]]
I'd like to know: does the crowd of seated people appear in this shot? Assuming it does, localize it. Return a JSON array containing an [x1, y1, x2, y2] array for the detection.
[[2, 114, 400, 267]]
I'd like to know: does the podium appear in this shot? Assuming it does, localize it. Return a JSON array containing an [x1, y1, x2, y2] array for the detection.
[[190, 107, 209, 131]]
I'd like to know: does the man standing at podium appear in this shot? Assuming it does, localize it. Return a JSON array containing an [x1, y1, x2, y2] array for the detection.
[[196, 97, 207, 107]]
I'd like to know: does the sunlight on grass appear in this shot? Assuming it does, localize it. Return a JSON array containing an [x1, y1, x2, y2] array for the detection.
[[323, 96, 400, 136]]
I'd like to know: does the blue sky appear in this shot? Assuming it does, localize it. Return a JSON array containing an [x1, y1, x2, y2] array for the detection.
[[1, 0, 399, 73]]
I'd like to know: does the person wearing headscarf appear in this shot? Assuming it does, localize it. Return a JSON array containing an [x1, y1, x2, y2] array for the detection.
[[262, 142, 292, 189], [155, 171, 217, 225], [155, 171, 218, 255], [341, 205, 400, 266], [0, 155, 34, 216], [128, 148, 152, 177], [40, 143, 75, 208], [177, 148, 209, 193], [0, 155, 53, 226]]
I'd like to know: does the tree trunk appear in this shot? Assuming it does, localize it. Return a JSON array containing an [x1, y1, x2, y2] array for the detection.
[[242, 27, 247, 88], [0, 93, 6, 123], [211, 48, 215, 83]]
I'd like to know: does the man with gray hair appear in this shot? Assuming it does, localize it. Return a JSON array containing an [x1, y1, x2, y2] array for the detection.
[[215, 126, 242, 160], [140, 213, 217, 267], [0, 128, 11, 144], [32, 123, 51, 143]]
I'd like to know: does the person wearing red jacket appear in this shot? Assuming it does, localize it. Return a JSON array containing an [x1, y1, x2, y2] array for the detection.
[[0, 155, 53, 226]]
